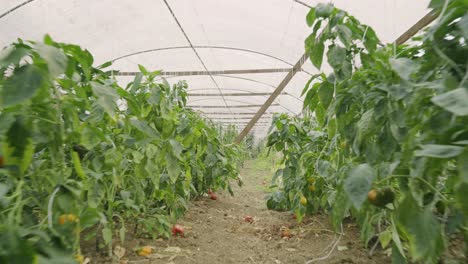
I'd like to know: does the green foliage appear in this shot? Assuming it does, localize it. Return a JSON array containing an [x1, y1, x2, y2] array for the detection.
[[268, 1, 468, 262], [0, 36, 243, 262]]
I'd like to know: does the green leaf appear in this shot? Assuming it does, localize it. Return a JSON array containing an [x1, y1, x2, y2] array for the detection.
[[315, 3, 334, 18], [331, 188, 351, 230], [102, 227, 112, 245], [34, 43, 67, 77], [0, 45, 31, 68], [363, 27, 379, 52], [306, 8, 316, 27], [169, 139, 183, 160], [389, 58, 419, 80], [336, 25, 352, 48], [455, 182, 468, 218], [458, 14, 468, 40], [415, 144, 464, 158], [138, 64, 148, 75], [80, 207, 101, 230], [379, 229, 392, 249], [327, 45, 347, 69], [129, 118, 159, 138], [315, 103, 326, 126], [131, 73, 143, 92], [97, 61, 113, 69], [458, 151, 468, 182], [396, 195, 444, 262], [310, 39, 325, 69], [357, 109, 374, 136], [91, 82, 119, 118], [391, 217, 406, 261], [318, 82, 334, 109], [166, 153, 180, 182], [1, 65, 44, 107], [392, 243, 408, 264], [431, 88, 468, 116], [344, 164, 375, 209]]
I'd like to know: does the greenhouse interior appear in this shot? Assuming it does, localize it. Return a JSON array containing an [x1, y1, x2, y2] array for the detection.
[[0, 0, 467, 263]]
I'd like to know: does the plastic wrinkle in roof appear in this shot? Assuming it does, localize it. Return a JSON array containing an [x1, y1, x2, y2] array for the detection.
[[0, 0, 431, 136]]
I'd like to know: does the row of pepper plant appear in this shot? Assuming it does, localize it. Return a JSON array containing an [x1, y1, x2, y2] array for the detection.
[[266, 0, 467, 263], [0, 36, 244, 263]]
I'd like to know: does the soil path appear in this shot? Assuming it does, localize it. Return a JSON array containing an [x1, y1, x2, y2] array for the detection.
[[89, 160, 389, 264]]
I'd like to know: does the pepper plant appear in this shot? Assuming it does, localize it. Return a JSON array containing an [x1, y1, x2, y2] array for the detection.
[[0, 36, 243, 262], [267, 1, 468, 263]]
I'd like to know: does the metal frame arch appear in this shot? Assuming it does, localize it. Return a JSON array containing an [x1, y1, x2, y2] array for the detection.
[[110, 45, 313, 76], [188, 98, 296, 114], [161, 75, 303, 102], [0, 0, 37, 20]]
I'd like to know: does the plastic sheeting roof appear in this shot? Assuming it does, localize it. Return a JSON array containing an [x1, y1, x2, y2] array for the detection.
[[0, 0, 431, 136]]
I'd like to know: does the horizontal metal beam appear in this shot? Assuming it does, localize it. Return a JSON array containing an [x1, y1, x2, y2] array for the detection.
[[189, 104, 280, 109], [220, 122, 271, 125], [209, 116, 272, 120], [114, 68, 292, 76], [202, 112, 276, 115], [189, 92, 287, 97]]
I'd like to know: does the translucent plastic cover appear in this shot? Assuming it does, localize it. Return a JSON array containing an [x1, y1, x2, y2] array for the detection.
[[0, 0, 430, 136]]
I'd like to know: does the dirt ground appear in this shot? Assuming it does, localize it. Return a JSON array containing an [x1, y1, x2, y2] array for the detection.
[[84, 160, 390, 264]]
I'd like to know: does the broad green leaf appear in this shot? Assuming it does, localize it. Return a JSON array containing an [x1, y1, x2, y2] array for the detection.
[[344, 164, 375, 209], [331, 188, 351, 230], [102, 227, 112, 245], [318, 82, 334, 109], [458, 14, 468, 39], [391, 217, 406, 261], [0, 184, 8, 200], [327, 45, 347, 69], [458, 151, 468, 182], [315, 3, 334, 18], [336, 25, 352, 48], [80, 126, 103, 149], [310, 39, 325, 69], [91, 82, 119, 118], [306, 8, 316, 27], [316, 160, 330, 177], [379, 229, 392, 249], [396, 195, 444, 262], [415, 144, 464, 158], [97, 60, 113, 69], [131, 73, 143, 92], [389, 58, 419, 80], [0, 113, 14, 138], [357, 109, 374, 136], [431, 88, 468, 116], [138, 64, 148, 75], [0, 45, 30, 68], [80, 207, 101, 229], [34, 43, 67, 77], [455, 182, 468, 217], [169, 139, 183, 160], [130, 118, 159, 138], [1, 65, 44, 107], [363, 27, 379, 52], [166, 153, 180, 182], [392, 243, 408, 264], [5, 117, 31, 162], [315, 103, 326, 127]]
